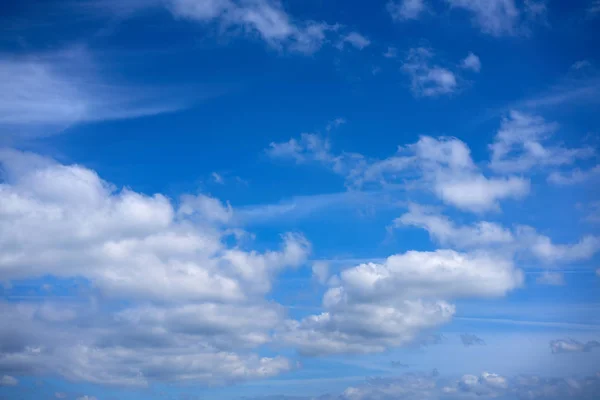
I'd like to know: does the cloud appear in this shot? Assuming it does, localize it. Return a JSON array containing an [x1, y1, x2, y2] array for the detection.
[[76, 396, 97, 400], [312, 261, 330, 285], [268, 129, 530, 212], [588, 0, 600, 18], [278, 250, 522, 355], [461, 52, 481, 72], [445, 0, 543, 36], [548, 165, 600, 185], [0, 49, 187, 136], [402, 48, 458, 97], [383, 46, 398, 58], [338, 32, 371, 50], [536, 271, 566, 286], [212, 172, 225, 184], [0, 375, 18, 386], [549, 339, 600, 354], [0, 149, 310, 385], [396, 205, 600, 264], [489, 111, 594, 173], [386, 0, 427, 21], [55, 393, 67, 399], [250, 371, 600, 400]]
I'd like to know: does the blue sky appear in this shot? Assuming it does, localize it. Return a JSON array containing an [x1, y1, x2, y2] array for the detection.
[[1, 0, 600, 399]]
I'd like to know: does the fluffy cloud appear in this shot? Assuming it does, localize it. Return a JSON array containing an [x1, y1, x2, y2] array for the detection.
[[268, 132, 530, 212], [386, 0, 427, 21], [338, 32, 371, 50], [278, 250, 522, 355], [396, 205, 600, 263], [0, 150, 310, 385], [550, 339, 600, 354], [402, 48, 458, 97], [461, 52, 481, 72], [489, 111, 594, 173]]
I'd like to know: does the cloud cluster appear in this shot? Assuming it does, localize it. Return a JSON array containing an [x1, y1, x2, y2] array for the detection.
[[268, 128, 530, 212], [550, 339, 600, 354], [0, 150, 310, 385], [395, 204, 600, 264], [278, 250, 522, 355], [402, 48, 458, 97]]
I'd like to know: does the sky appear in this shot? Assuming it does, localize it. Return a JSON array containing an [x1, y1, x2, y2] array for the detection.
[[0, 0, 600, 399]]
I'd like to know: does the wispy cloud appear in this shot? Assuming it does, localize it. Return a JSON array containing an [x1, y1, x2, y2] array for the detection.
[[0, 48, 190, 136], [386, 0, 427, 21]]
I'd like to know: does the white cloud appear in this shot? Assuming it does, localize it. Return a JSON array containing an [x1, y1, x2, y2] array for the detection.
[[549, 339, 600, 353], [461, 52, 481, 72], [0, 375, 18, 386], [0, 49, 186, 134], [548, 165, 600, 185], [489, 111, 594, 173], [0, 150, 310, 385], [338, 32, 371, 50], [279, 250, 522, 355], [445, 0, 521, 36], [386, 0, 427, 21], [536, 271, 566, 286], [212, 172, 225, 184], [396, 206, 600, 264], [402, 48, 458, 97], [268, 131, 529, 212]]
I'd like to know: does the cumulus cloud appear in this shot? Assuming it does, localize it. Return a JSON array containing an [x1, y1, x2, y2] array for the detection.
[[402, 48, 458, 97], [396, 205, 600, 263], [268, 130, 529, 212], [386, 0, 427, 21], [461, 52, 481, 72], [550, 339, 600, 354], [489, 111, 594, 173], [278, 250, 522, 355], [0, 375, 18, 386], [460, 333, 486, 346], [337, 32, 371, 50], [0, 150, 310, 385]]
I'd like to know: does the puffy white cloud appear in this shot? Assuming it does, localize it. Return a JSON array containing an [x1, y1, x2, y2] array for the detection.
[[461, 52, 481, 72], [396, 205, 600, 263], [386, 0, 427, 21], [490, 111, 594, 173], [0, 375, 18, 386], [402, 48, 458, 97], [0, 150, 310, 385], [278, 250, 522, 355], [550, 339, 600, 354]]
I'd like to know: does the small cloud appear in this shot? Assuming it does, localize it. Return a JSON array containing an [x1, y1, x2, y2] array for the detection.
[[571, 60, 592, 70], [536, 271, 565, 286], [550, 339, 600, 353], [461, 52, 481, 72], [55, 393, 67, 399], [383, 46, 398, 58], [326, 117, 346, 131], [391, 361, 410, 368], [0, 375, 18, 386], [338, 32, 371, 50], [588, 0, 600, 18], [212, 172, 225, 185], [460, 333, 486, 346], [387, 0, 427, 21], [76, 396, 98, 400], [402, 47, 458, 97]]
